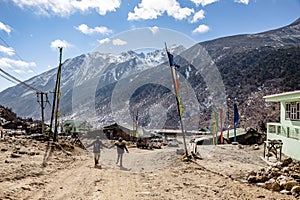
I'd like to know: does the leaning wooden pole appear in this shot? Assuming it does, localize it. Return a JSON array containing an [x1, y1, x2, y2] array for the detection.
[[53, 47, 63, 142], [49, 65, 59, 138], [165, 43, 188, 157]]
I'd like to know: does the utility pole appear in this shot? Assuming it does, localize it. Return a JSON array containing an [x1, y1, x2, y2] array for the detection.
[[135, 110, 139, 138], [37, 92, 49, 134], [53, 47, 63, 142], [132, 111, 134, 141], [50, 47, 63, 142]]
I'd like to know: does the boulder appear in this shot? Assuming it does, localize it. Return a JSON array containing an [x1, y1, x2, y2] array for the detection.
[[256, 182, 265, 187], [291, 173, 300, 179], [248, 175, 258, 183], [247, 170, 256, 177], [281, 166, 290, 173], [256, 175, 269, 183], [283, 180, 299, 191], [281, 157, 293, 167], [264, 179, 281, 191], [280, 190, 292, 195], [268, 171, 281, 179], [0, 148, 8, 152], [18, 150, 27, 154], [291, 186, 300, 196], [176, 149, 185, 155], [28, 152, 36, 156], [11, 153, 21, 158], [253, 144, 259, 150]]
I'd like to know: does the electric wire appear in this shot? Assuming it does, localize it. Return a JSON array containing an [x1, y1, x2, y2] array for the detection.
[[0, 35, 26, 65], [0, 68, 42, 93]]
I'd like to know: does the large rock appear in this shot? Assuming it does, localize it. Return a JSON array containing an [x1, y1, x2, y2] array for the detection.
[[176, 149, 185, 155], [291, 185, 300, 196], [248, 175, 258, 183], [247, 170, 256, 177], [281, 166, 290, 174], [280, 190, 292, 195], [11, 153, 21, 158], [256, 175, 269, 183], [264, 178, 281, 191], [283, 180, 299, 191], [291, 173, 300, 179], [281, 157, 293, 167], [277, 175, 292, 187], [253, 144, 259, 150]]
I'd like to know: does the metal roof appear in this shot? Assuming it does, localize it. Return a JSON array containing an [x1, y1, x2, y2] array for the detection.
[[264, 90, 300, 102]]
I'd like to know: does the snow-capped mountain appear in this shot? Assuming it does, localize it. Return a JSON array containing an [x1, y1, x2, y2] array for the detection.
[[0, 44, 190, 128], [0, 18, 299, 130]]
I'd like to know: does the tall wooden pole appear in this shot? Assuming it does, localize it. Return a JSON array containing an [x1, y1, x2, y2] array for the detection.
[[165, 43, 188, 157], [220, 108, 223, 144], [53, 47, 63, 142], [41, 92, 45, 134], [171, 66, 188, 156]]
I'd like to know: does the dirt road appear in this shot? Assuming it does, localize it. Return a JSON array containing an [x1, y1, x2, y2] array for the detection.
[[0, 138, 297, 200]]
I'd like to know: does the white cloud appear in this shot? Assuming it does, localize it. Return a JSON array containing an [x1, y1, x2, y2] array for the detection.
[[128, 0, 194, 21], [234, 0, 249, 5], [190, 9, 205, 23], [0, 45, 15, 56], [192, 24, 209, 34], [0, 21, 11, 34], [75, 24, 112, 35], [11, 0, 121, 17], [191, 0, 219, 7], [149, 26, 159, 34], [112, 38, 127, 46], [13, 69, 26, 74], [72, 0, 121, 15], [0, 57, 36, 68], [50, 39, 72, 50], [98, 38, 111, 44]]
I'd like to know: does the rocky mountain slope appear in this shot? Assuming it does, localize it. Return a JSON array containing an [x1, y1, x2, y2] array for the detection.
[[0, 18, 299, 131]]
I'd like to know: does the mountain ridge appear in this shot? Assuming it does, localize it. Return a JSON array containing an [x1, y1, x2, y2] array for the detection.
[[0, 18, 299, 131]]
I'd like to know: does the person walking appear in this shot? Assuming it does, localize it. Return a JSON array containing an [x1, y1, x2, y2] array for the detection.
[[114, 137, 129, 167], [86, 136, 109, 167]]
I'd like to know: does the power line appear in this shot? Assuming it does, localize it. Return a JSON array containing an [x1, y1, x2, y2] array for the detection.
[[0, 35, 37, 74], [0, 68, 41, 92], [0, 72, 18, 84], [0, 67, 50, 135], [0, 35, 26, 64]]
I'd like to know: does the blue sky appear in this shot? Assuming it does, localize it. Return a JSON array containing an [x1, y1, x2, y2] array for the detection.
[[0, 0, 299, 92]]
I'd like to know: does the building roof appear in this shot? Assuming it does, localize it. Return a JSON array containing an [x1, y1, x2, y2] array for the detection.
[[263, 90, 300, 102], [224, 128, 246, 139]]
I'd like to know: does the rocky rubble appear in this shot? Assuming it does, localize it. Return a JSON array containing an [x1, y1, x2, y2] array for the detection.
[[246, 157, 300, 197], [0, 135, 83, 183]]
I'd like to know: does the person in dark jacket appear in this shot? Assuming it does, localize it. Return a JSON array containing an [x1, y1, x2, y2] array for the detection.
[[86, 136, 109, 167], [114, 137, 129, 167]]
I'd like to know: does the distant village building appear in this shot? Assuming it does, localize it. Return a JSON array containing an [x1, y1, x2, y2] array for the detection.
[[103, 123, 136, 141], [264, 90, 300, 160], [155, 129, 179, 139], [2, 121, 20, 130], [103, 123, 152, 141], [61, 120, 92, 135]]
